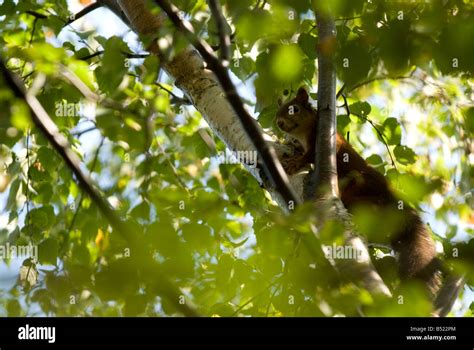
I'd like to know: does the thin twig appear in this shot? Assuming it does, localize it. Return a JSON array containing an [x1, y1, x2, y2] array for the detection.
[[336, 83, 346, 99], [78, 50, 149, 61], [78, 50, 104, 61], [72, 125, 98, 137], [155, 83, 191, 105]]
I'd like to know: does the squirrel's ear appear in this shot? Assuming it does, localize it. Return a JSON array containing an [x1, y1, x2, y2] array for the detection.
[[295, 87, 309, 103]]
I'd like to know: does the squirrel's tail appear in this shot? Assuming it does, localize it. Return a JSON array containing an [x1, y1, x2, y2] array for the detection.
[[394, 210, 442, 296], [395, 209, 464, 316]]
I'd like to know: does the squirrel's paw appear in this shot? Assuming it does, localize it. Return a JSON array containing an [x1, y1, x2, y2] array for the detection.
[[281, 155, 307, 175]]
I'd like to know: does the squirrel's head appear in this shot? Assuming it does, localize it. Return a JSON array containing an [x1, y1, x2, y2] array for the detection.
[[275, 87, 316, 149]]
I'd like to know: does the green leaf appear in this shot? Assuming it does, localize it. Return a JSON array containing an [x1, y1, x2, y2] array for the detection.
[[130, 201, 150, 221], [147, 221, 180, 257], [95, 259, 139, 301], [464, 107, 474, 134], [394, 145, 416, 165], [258, 105, 278, 129], [181, 222, 213, 253], [10, 101, 31, 131], [255, 225, 292, 257], [230, 55, 256, 81], [6, 177, 20, 210], [38, 238, 59, 265], [25, 43, 66, 74], [124, 294, 148, 316], [366, 154, 384, 167], [94, 36, 129, 94], [339, 38, 372, 85], [349, 101, 371, 117], [71, 244, 91, 266], [69, 60, 96, 90], [67, 264, 91, 286], [37, 147, 58, 172], [337, 114, 351, 134], [298, 33, 318, 59], [271, 45, 304, 82], [6, 299, 21, 317], [392, 173, 431, 203], [0, 0, 16, 15], [379, 22, 411, 75], [381, 118, 401, 146], [161, 247, 194, 279], [141, 56, 160, 84], [215, 254, 235, 287], [181, 131, 211, 158], [28, 206, 55, 229]]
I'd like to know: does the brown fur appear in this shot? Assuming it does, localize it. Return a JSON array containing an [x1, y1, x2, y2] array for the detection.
[[276, 87, 441, 296]]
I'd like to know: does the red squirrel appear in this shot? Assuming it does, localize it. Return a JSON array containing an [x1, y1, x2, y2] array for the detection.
[[275, 87, 441, 296]]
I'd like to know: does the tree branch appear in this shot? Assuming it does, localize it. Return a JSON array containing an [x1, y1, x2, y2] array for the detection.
[[0, 57, 199, 317], [25, 10, 48, 19], [64, 0, 130, 27], [153, 0, 299, 206], [309, 3, 339, 200], [65, 1, 102, 26]]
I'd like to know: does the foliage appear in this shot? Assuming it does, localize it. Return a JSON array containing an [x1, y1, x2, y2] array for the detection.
[[0, 0, 472, 317]]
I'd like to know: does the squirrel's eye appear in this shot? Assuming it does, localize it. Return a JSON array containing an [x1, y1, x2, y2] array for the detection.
[[289, 105, 300, 114]]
